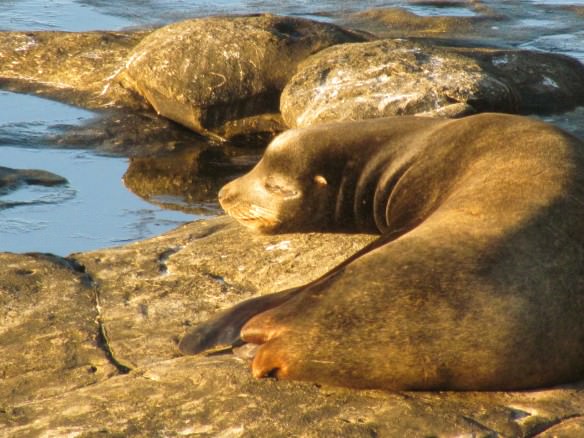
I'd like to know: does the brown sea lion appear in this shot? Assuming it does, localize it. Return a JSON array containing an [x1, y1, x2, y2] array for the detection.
[[179, 113, 584, 390]]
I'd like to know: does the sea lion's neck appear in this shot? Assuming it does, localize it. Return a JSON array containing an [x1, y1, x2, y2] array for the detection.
[[332, 145, 415, 234]]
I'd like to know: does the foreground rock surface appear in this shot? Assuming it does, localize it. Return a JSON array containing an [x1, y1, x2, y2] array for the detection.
[[117, 14, 367, 139], [281, 39, 584, 128], [2, 216, 584, 436]]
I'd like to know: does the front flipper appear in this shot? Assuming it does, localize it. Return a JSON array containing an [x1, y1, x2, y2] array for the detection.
[[180, 236, 387, 356], [178, 287, 301, 355], [239, 297, 312, 380]]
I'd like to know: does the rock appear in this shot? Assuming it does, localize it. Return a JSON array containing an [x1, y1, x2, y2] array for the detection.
[[71, 216, 376, 369], [52, 110, 206, 157], [0, 166, 68, 194], [0, 253, 117, 406], [343, 5, 500, 39], [0, 30, 228, 158], [116, 14, 367, 139], [0, 31, 149, 110], [281, 39, 584, 128], [1, 216, 584, 436], [280, 39, 515, 127], [0, 30, 215, 158], [459, 47, 584, 114]]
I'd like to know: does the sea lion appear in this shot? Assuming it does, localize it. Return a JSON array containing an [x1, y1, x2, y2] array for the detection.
[[179, 113, 584, 390]]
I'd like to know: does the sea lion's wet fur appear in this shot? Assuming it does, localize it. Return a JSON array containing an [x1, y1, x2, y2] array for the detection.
[[180, 114, 584, 390]]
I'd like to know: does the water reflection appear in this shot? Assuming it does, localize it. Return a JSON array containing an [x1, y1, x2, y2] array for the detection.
[[123, 143, 260, 214], [0, 147, 193, 255]]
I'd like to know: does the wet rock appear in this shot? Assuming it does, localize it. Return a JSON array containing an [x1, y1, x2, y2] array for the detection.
[[343, 5, 500, 39], [0, 31, 149, 110], [116, 14, 367, 139], [1, 216, 584, 436], [281, 39, 584, 128], [0, 166, 68, 193], [459, 47, 584, 114], [53, 110, 207, 157]]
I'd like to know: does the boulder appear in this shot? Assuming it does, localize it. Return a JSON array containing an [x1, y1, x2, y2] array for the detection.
[[116, 15, 367, 139], [281, 39, 584, 128], [281, 39, 515, 127], [459, 47, 584, 114], [2, 216, 584, 436]]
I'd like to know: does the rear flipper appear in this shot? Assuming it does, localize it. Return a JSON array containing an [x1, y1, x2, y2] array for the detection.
[[178, 287, 301, 355]]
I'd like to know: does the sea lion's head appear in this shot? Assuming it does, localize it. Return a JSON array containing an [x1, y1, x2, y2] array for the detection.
[[218, 129, 337, 233]]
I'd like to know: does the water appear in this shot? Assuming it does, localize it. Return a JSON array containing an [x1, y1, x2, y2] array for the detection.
[[0, 91, 93, 145], [0, 92, 192, 254], [0, 146, 191, 254], [0, 0, 583, 255]]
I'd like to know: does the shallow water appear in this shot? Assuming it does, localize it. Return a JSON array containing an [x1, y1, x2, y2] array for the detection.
[[0, 0, 583, 255], [0, 92, 192, 254], [0, 146, 191, 254]]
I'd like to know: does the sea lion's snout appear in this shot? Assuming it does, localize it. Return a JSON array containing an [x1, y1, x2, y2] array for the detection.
[[217, 181, 235, 209], [218, 175, 285, 232]]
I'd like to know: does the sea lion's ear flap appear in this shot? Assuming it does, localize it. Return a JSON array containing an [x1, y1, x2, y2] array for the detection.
[[314, 175, 328, 187]]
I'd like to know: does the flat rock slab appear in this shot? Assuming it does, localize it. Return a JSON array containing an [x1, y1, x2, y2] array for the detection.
[[2, 216, 584, 436], [116, 14, 367, 139], [0, 30, 149, 110], [5, 355, 584, 437], [0, 253, 117, 406], [281, 39, 584, 128]]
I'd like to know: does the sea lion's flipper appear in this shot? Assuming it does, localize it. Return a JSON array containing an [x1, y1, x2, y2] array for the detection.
[[250, 338, 294, 379], [179, 236, 387, 355], [178, 287, 301, 355], [239, 298, 306, 379]]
